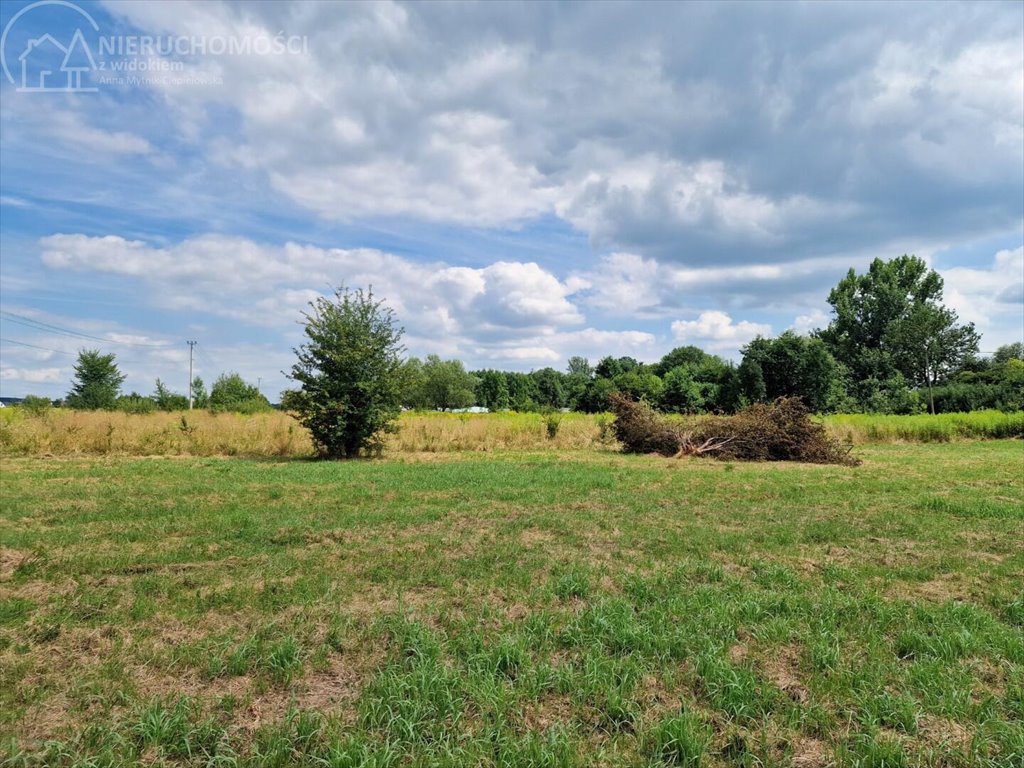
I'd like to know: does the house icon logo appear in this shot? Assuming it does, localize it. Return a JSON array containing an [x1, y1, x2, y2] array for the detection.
[[1, 1, 101, 93]]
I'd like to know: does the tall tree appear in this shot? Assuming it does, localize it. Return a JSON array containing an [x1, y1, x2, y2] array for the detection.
[[887, 303, 980, 413], [740, 332, 846, 413], [820, 255, 978, 408], [287, 286, 405, 458], [420, 355, 477, 410], [653, 345, 712, 377], [531, 367, 566, 409], [474, 369, 510, 411], [65, 349, 125, 409]]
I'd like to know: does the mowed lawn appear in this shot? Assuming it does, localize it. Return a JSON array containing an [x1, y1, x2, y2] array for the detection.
[[1, 443, 1022, 767]]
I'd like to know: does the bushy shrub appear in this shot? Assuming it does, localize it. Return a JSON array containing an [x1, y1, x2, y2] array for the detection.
[[18, 395, 52, 416], [114, 394, 157, 414]]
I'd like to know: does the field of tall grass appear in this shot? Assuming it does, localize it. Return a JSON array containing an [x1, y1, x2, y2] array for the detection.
[[826, 410, 1024, 444], [0, 407, 1020, 458]]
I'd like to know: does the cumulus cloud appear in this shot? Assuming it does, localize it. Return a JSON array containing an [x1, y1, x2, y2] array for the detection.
[[38, 233, 599, 368], [941, 247, 1024, 348], [671, 311, 771, 351], [89, 0, 1023, 263], [0, 367, 64, 383]]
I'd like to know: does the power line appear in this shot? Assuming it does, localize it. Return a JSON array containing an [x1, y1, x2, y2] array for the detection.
[[0, 311, 169, 348], [0, 338, 76, 356]]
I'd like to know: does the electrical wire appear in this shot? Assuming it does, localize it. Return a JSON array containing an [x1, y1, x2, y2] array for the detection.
[[0, 338, 76, 356], [0, 311, 169, 348]]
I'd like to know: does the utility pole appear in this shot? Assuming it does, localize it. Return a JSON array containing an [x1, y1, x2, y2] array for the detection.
[[257, 377, 262, 394], [186, 340, 197, 409]]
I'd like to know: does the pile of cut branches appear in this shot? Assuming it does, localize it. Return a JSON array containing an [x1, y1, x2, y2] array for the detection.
[[609, 394, 858, 465]]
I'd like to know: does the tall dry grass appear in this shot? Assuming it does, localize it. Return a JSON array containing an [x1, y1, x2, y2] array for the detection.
[[0, 409, 613, 458], [0, 407, 1018, 458]]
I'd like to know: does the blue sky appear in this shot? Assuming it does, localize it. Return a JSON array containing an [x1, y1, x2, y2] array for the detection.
[[1, 0, 1022, 400]]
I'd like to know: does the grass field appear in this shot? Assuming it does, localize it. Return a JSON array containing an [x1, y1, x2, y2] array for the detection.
[[1, 441, 1022, 766], [1, 409, 1021, 458]]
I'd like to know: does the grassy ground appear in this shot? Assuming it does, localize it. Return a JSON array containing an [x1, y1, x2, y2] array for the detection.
[[1, 442, 1022, 766], [1, 409, 1021, 458]]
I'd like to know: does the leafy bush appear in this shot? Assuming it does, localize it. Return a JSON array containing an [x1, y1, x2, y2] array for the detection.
[[114, 394, 158, 414], [18, 395, 52, 416], [287, 286, 405, 459], [209, 373, 271, 413]]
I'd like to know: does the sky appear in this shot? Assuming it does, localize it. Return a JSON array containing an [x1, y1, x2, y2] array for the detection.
[[0, 0, 1021, 401]]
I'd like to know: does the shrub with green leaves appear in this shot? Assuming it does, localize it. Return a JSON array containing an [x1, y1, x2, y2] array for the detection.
[[287, 286, 405, 459]]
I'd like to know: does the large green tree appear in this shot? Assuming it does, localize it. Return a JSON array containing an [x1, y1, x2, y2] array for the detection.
[[886, 303, 980, 413], [820, 255, 979, 410], [65, 349, 125, 409], [740, 332, 847, 413], [420, 355, 477, 411], [287, 287, 405, 458], [474, 369, 510, 411]]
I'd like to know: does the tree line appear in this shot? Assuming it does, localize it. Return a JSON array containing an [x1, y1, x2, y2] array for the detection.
[[28, 255, 1023, 429], [22, 362, 273, 415], [394, 255, 1022, 416]]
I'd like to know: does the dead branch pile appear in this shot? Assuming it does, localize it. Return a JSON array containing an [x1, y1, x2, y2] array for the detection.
[[609, 394, 858, 465]]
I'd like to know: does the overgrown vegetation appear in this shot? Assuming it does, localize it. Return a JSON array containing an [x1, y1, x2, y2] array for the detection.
[[1, 408, 1020, 458], [1, 442, 1021, 765]]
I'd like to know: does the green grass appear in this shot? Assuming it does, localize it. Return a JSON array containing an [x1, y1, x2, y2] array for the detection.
[[1, 441, 1022, 766], [824, 410, 1024, 443]]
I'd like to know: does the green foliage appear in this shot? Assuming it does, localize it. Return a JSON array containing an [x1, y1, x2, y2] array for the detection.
[[114, 393, 158, 414], [613, 369, 664, 405], [506, 371, 541, 412], [594, 355, 639, 379], [740, 331, 846, 413], [820, 255, 979, 411], [654, 345, 714, 377], [190, 376, 209, 409], [856, 374, 923, 415], [209, 373, 271, 414], [532, 367, 567, 409], [418, 355, 478, 411], [543, 410, 562, 439], [287, 286, 405, 458], [65, 349, 125, 410], [152, 379, 189, 411], [474, 369, 510, 411], [992, 342, 1024, 365], [577, 376, 617, 413], [17, 395, 51, 416], [661, 366, 708, 414]]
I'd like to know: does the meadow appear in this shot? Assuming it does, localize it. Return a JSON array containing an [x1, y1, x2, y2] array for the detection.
[[1, 408, 1021, 458], [1, 429, 1022, 766]]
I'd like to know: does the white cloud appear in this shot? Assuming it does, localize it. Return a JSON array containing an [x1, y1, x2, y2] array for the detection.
[[671, 311, 771, 351], [791, 309, 830, 334], [0, 367, 64, 383], [941, 247, 1024, 348], [40, 234, 584, 335], [89, 1, 1022, 260]]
